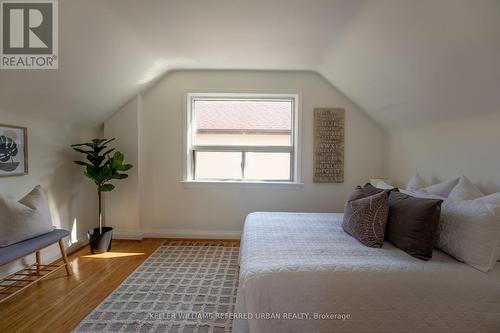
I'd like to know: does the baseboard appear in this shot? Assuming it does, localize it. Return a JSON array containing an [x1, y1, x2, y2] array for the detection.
[[141, 228, 241, 240], [113, 230, 144, 240], [66, 239, 89, 255], [112, 228, 242, 240]]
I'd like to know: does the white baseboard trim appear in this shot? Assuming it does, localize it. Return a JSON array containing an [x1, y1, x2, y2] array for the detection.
[[112, 228, 242, 240], [141, 228, 241, 240], [66, 239, 89, 255], [113, 230, 144, 240]]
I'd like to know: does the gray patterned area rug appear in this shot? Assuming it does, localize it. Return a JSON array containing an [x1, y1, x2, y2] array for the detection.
[[74, 241, 240, 333]]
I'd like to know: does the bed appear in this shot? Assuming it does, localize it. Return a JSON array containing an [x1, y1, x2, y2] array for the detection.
[[233, 212, 500, 333]]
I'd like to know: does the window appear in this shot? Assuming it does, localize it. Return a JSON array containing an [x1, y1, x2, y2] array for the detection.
[[185, 93, 300, 183]]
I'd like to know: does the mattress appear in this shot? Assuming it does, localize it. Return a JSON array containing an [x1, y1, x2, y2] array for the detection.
[[234, 212, 500, 333]]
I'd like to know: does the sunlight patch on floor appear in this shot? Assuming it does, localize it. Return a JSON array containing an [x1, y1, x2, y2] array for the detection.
[[81, 252, 146, 259]]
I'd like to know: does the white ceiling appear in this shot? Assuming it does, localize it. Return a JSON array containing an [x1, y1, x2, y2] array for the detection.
[[0, 0, 499, 130]]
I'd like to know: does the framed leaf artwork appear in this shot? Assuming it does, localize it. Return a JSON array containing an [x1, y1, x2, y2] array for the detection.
[[0, 124, 28, 176]]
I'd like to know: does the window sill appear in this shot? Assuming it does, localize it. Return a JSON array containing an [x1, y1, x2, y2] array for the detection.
[[180, 180, 304, 189]]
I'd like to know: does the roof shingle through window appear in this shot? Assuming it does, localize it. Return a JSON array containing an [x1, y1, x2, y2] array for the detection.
[[195, 100, 292, 133]]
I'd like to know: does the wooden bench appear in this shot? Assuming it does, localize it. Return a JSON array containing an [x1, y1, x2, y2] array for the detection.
[[0, 229, 72, 303]]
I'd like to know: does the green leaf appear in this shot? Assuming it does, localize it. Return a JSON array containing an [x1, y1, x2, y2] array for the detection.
[[74, 160, 91, 167], [100, 184, 115, 192], [92, 138, 106, 145], [71, 143, 94, 148], [83, 171, 95, 181], [102, 148, 115, 156], [85, 166, 98, 180], [111, 173, 128, 180], [98, 166, 113, 182], [112, 151, 124, 165], [86, 154, 106, 167], [115, 163, 133, 171], [72, 147, 92, 154], [101, 138, 115, 146]]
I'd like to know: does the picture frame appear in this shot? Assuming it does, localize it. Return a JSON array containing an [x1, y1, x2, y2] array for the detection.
[[313, 108, 345, 183], [0, 124, 28, 177]]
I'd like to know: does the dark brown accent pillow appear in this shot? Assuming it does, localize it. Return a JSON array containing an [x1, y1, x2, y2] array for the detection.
[[347, 183, 384, 201], [343, 185, 389, 248], [386, 190, 443, 260]]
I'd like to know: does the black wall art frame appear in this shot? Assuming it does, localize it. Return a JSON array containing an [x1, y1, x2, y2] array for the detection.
[[0, 124, 28, 177]]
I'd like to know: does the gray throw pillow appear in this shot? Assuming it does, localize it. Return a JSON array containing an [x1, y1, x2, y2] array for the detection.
[[343, 184, 390, 248], [386, 190, 443, 260], [0, 185, 55, 247]]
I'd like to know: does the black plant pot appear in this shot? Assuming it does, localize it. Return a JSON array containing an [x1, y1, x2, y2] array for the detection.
[[88, 227, 113, 254]]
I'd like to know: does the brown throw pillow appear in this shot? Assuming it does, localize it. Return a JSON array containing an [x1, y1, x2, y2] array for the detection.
[[347, 183, 383, 201], [343, 184, 390, 248], [386, 190, 443, 260]]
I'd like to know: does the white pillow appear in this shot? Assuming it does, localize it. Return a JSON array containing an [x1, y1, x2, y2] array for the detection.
[[474, 192, 500, 261], [418, 178, 459, 197], [448, 175, 484, 200], [0, 186, 55, 247], [436, 199, 500, 272], [406, 174, 427, 191], [400, 189, 445, 200], [476, 191, 500, 205], [376, 180, 395, 190]]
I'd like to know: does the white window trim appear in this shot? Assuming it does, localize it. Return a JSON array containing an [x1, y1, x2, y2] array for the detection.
[[182, 92, 302, 187]]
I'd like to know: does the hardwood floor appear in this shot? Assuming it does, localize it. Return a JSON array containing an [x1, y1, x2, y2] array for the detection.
[[0, 238, 183, 333]]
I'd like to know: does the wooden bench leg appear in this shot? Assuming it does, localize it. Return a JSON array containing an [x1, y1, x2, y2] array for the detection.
[[35, 251, 41, 275], [58, 240, 72, 276]]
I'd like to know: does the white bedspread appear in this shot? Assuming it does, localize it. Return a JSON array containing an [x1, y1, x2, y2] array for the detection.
[[234, 212, 500, 333]]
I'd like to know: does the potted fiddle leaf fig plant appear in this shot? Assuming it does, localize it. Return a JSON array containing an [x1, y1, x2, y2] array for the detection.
[[71, 138, 133, 254]]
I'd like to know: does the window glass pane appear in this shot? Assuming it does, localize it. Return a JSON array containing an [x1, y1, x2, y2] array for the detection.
[[244, 152, 291, 181], [195, 152, 242, 180], [194, 99, 292, 146]]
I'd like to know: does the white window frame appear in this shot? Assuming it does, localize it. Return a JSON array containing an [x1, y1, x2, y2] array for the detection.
[[183, 92, 302, 186]]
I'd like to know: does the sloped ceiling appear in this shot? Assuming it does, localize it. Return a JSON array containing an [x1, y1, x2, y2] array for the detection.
[[0, 0, 499, 130]]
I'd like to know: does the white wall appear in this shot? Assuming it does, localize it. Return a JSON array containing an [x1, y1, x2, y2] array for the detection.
[[106, 70, 387, 239], [388, 111, 500, 194], [104, 96, 141, 239], [0, 112, 100, 278]]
